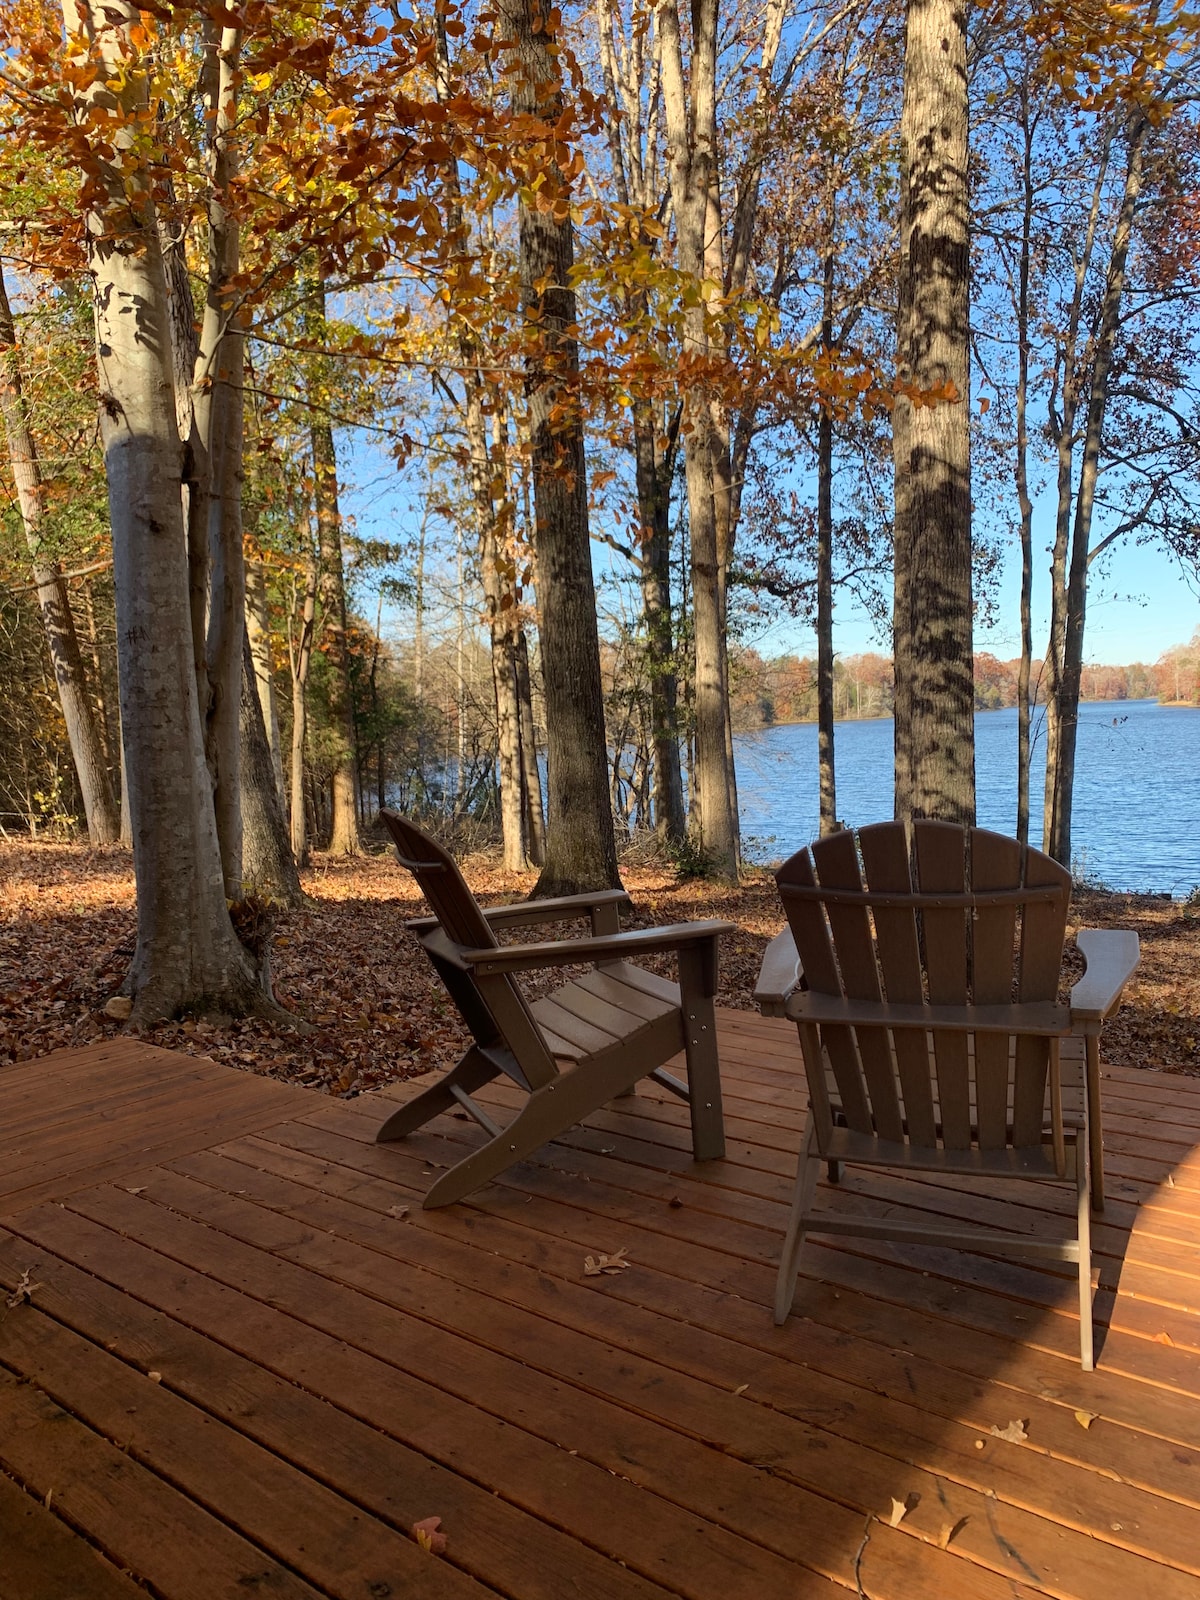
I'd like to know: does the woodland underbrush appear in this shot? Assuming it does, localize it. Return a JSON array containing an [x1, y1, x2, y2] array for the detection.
[[2, 838, 1198, 1093]]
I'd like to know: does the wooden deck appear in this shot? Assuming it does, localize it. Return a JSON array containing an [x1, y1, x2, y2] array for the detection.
[[1, 1015, 1199, 1600]]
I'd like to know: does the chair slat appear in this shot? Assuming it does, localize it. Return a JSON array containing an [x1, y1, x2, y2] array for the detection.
[[914, 822, 972, 1150], [574, 966, 676, 1022], [969, 829, 1023, 1150], [1014, 846, 1072, 1145], [812, 832, 904, 1143], [777, 847, 873, 1135], [857, 822, 938, 1148]]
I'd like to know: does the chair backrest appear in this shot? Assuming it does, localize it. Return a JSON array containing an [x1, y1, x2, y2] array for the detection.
[[776, 821, 1072, 1159], [381, 811, 559, 1088]]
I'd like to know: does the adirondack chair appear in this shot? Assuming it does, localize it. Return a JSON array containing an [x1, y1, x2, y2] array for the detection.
[[378, 811, 734, 1207], [756, 821, 1139, 1370]]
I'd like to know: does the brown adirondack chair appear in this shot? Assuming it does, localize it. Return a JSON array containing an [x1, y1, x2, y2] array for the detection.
[[378, 811, 734, 1207], [756, 821, 1139, 1370]]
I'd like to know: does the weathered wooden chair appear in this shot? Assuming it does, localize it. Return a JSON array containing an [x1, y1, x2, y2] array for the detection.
[[378, 811, 733, 1207], [755, 821, 1139, 1370]]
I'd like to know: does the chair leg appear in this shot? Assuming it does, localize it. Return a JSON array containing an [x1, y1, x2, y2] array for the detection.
[[679, 947, 725, 1162], [376, 1048, 500, 1143], [1077, 1138, 1094, 1372], [1085, 1034, 1105, 1214], [775, 1114, 820, 1325]]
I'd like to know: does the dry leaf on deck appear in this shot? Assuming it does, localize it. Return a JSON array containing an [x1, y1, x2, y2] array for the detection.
[[583, 1248, 630, 1277], [938, 1516, 969, 1550], [884, 1491, 919, 1527], [1154, 1331, 1175, 1346], [147, 1371, 162, 1384], [412, 1516, 447, 1554], [125, 1186, 147, 1196], [733, 1383, 749, 1396], [989, 1419, 1028, 1443], [5, 1268, 43, 1309], [1075, 1410, 1098, 1430], [388, 1205, 410, 1220]]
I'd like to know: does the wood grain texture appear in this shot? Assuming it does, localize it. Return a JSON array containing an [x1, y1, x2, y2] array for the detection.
[[0, 1016, 1196, 1599]]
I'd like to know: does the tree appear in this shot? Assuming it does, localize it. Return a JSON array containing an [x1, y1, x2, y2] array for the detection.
[[63, 0, 264, 1021], [496, 0, 621, 894], [0, 262, 119, 845], [891, 0, 975, 827]]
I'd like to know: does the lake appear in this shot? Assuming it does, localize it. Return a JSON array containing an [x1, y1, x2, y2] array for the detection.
[[734, 699, 1200, 894]]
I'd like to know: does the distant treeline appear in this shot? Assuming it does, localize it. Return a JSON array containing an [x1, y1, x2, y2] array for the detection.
[[729, 643, 1200, 729]]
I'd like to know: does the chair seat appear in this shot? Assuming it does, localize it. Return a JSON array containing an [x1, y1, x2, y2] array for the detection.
[[531, 961, 682, 1061]]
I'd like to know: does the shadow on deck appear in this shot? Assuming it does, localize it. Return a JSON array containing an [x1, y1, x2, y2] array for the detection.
[[1, 1013, 1198, 1599]]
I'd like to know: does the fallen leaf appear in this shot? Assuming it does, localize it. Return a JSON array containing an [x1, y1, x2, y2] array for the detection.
[[43, 1489, 52, 1510], [668, 1195, 683, 1209], [583, 1247, 630, 1277], [5, 1268, 43, 1309], [125, 1186, 147, 1196], [388, 1205, 410, 1220], [1154, 1332, 1175, 1346], [411, 1516, 447, 1554], [886, 1497, 907, 1528], [147, 1370, 162, 1383], [733, 1383, 749, 1396], [1075, 1410, 1098, 1430], [938, 1516, 969, 1550], [103, 995, 132, 1020], [989, 1419, 1029, 1443], [1166, 1174, 1175, 1187]]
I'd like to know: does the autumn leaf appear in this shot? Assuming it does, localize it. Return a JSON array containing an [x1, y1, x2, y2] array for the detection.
[[583, 1247, 629, 1276], [989, 1419, 1029, 1443], [412, 1516, 447, 1554]]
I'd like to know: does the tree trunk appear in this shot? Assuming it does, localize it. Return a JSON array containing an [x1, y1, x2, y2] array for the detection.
[[191, 18, 246, 895], [633, 400, 686, 843], [497, 0, 621, 895], [1047, 115, 1147, 867], [246, 559, 286, 805], [68, 0, 260, 1021], [659, 0, 738, 877], [891, 0, 975, 827], [817, 240, 837, 837], [1042, 132, 1112, 854], [307, 271, 360, 855], [0, 263, 119, 845], [288, 553, 318, 866], [1014, 74, 1035, 848], [515, 629, 546, 865], [240, 632, 304, 906]]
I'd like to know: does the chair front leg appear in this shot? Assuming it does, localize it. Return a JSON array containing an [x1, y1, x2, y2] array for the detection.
[[776, 1113, 820, 1324], [678, 942, 725, 1162]]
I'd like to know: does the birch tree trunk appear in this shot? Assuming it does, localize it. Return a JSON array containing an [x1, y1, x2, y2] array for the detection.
[[0, 263, 119, 845], [67, 0, 260, 1021], [497, 0, 621, 895], [892, 0, 975, 827]]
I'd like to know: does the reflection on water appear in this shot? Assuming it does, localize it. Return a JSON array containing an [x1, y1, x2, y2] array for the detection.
[[734, 699, 1200, 894]]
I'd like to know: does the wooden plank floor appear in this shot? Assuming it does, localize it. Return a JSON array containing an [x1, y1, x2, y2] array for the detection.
[[0, 1040, 312, 1216], [2, 1013, 1199, 1599]]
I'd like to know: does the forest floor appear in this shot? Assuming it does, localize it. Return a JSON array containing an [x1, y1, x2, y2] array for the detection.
[[3, 838, 1199, 1095]]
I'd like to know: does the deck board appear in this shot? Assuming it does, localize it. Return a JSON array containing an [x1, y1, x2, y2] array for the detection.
[[1, 1013, 1199, 1598]]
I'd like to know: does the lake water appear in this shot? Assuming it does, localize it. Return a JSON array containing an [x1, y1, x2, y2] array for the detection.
[[734, 699, 1200, 894]]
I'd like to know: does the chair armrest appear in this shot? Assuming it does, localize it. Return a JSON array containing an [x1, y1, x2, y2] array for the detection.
[[754, 928, 802, 1017], [405, 888, 632, 938], [462, 920, 735, 977], [1070, 928, 1140, 1025], [479, 889, 633, 929]]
